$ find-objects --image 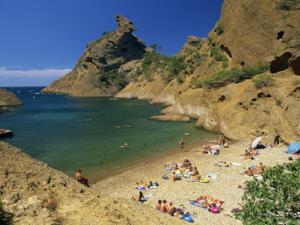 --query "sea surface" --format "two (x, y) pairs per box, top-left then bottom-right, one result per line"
(0, 87), (216, 181)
